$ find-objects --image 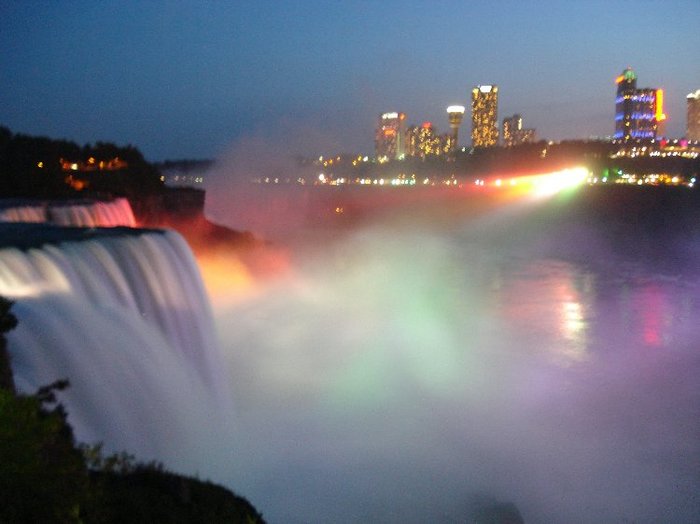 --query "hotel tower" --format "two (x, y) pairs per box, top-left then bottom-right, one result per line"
(471, 85), (499, 148)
